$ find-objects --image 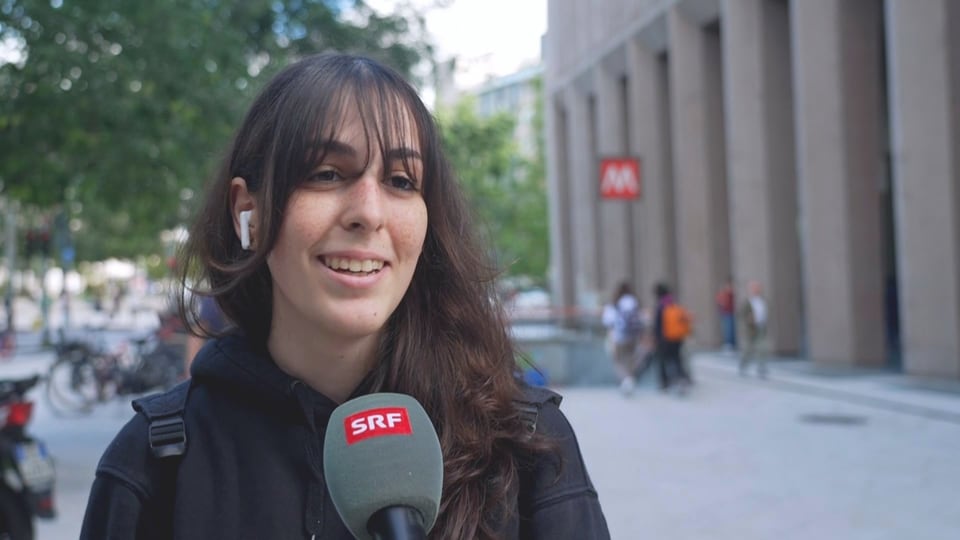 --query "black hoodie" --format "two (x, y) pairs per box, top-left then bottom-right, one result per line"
(80, 333), (610, 539)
